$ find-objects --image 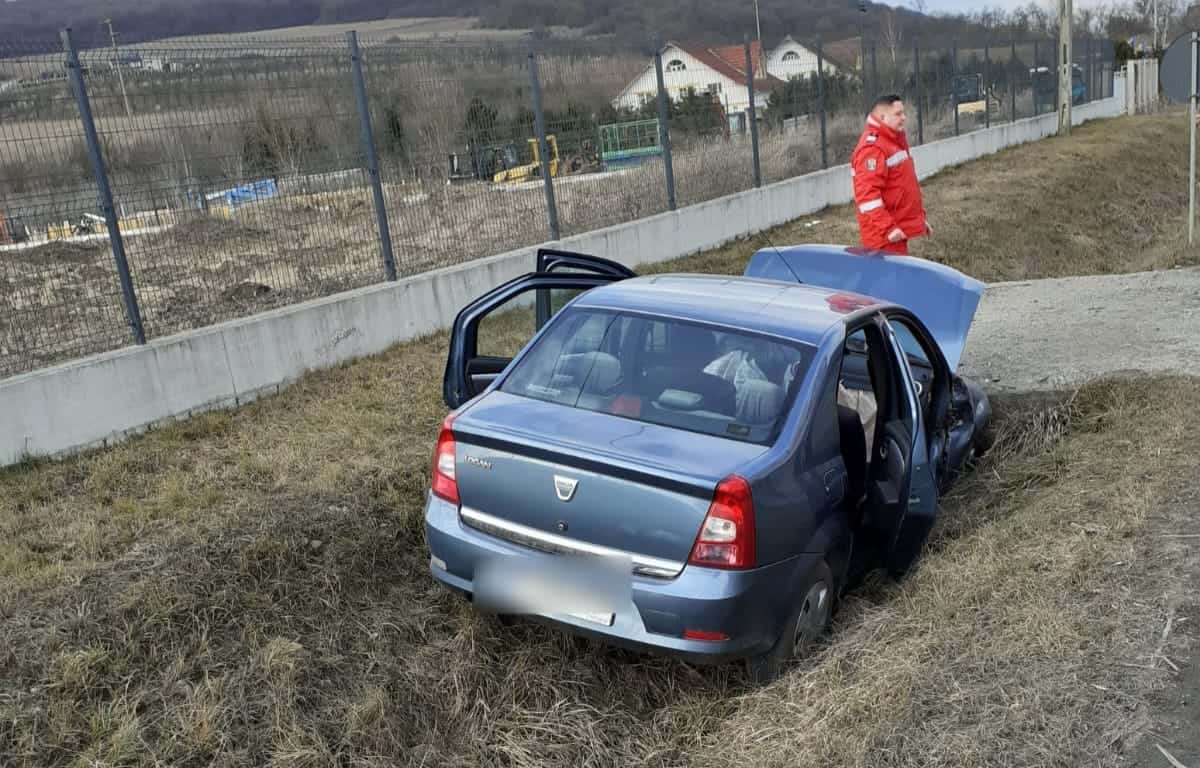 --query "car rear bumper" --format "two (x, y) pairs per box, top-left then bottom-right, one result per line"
(424, 494), (818, 664)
